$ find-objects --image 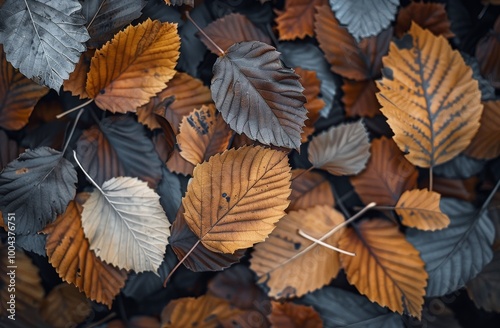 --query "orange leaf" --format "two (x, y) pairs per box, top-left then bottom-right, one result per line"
(288, 169), (334, 212)
(42, 195), (127, 308)
(395, 189), (450, 231)
(268, 302), (323, 328)
(342, 79), (381, 118)
(339, 219), (427, 319)
(86, 19), (180, 113)
(177, 105), (232, 166)
(395, 2), (454, 38)
(250, 205), (345, 298)
(275, 0), (326, 40)
(40, 284), (92, 328)
(465, 100), (500, 160)
(136, 91), (175, 130)
(0, 44), (49, 130)
(63, 49), (95, 99)
(350, 137), (418, 206)
(377, 23), (482, 168)
(295, 67), (325, 142)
